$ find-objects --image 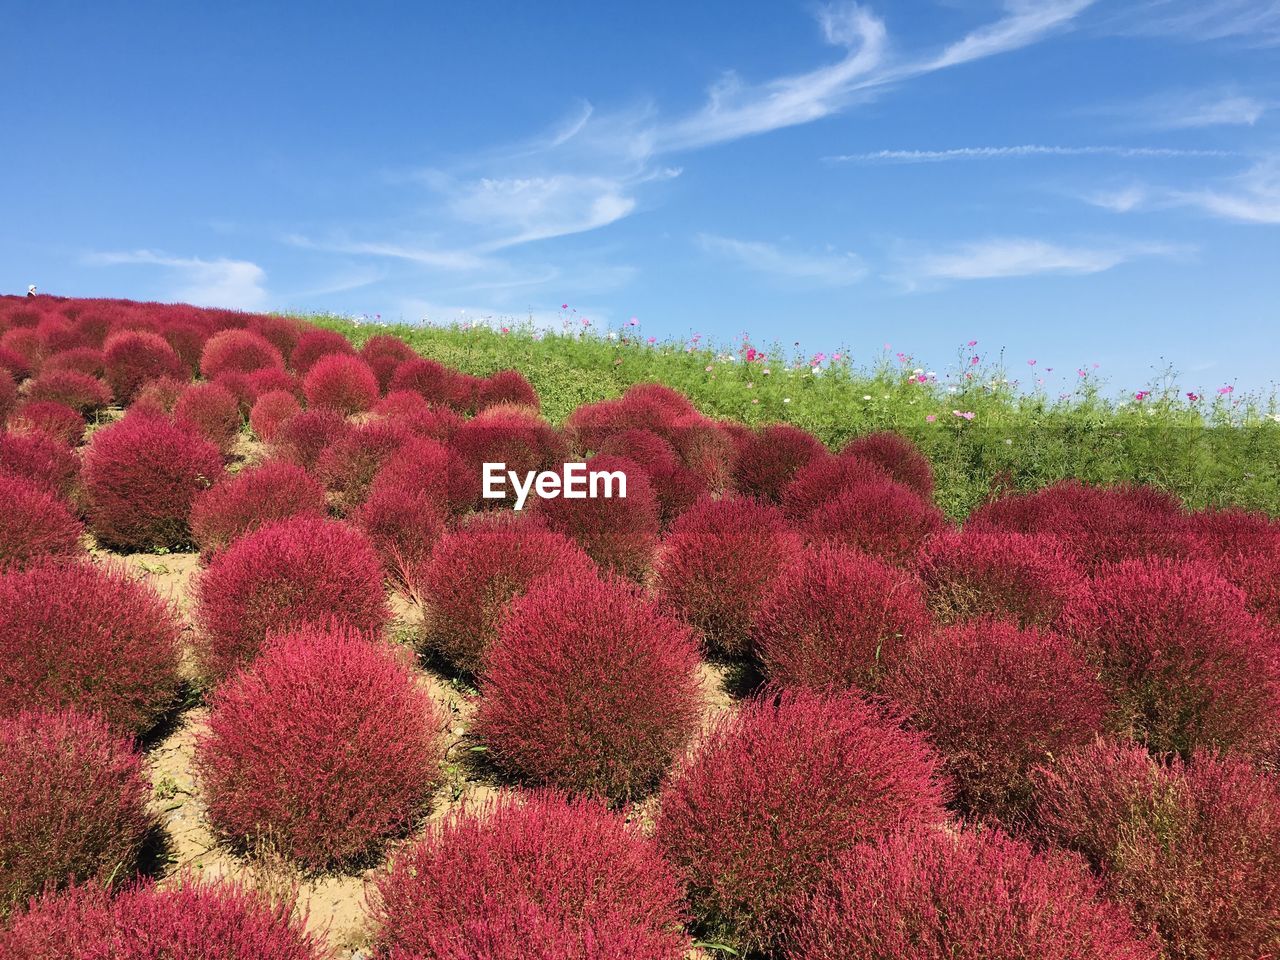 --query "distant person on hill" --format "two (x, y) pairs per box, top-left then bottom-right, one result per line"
(26, 284), (36, 297)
